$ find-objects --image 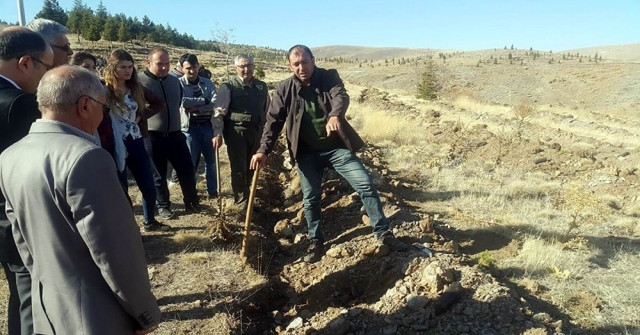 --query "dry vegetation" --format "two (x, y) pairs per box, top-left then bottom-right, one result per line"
(1, 36), (640, 334)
